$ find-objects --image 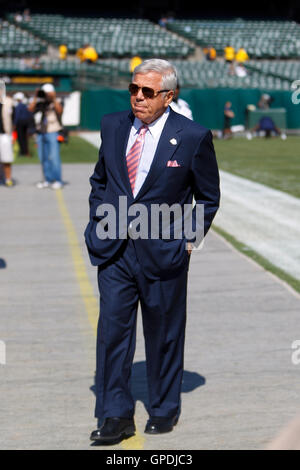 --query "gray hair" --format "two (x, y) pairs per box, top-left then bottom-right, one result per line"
(132, 58), (178, 92)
